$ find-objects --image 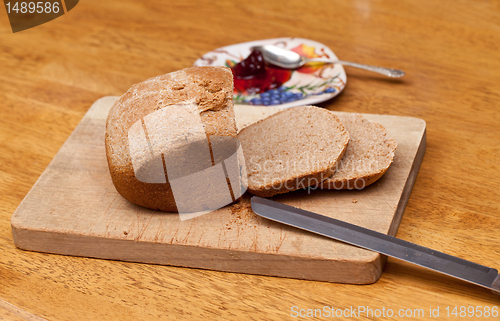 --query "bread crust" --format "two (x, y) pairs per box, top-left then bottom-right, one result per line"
(320, 113), (397, 190)
(105, 66), (237, 212)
